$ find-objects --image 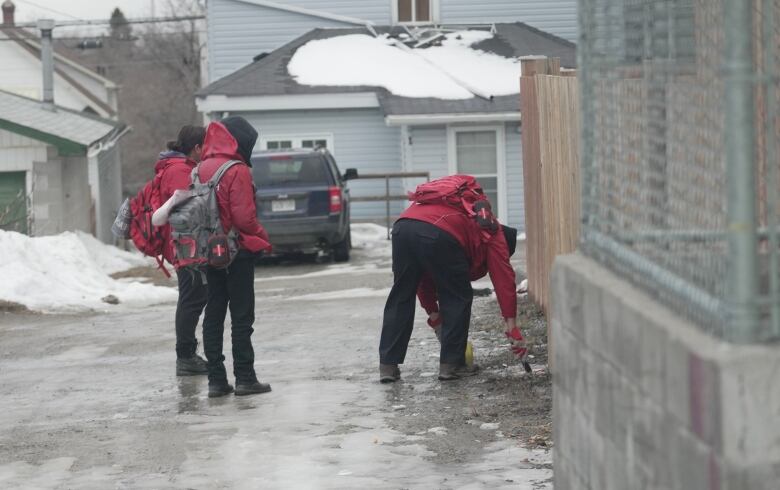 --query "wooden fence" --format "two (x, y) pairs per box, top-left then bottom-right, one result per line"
(520, 58), (580, 313)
